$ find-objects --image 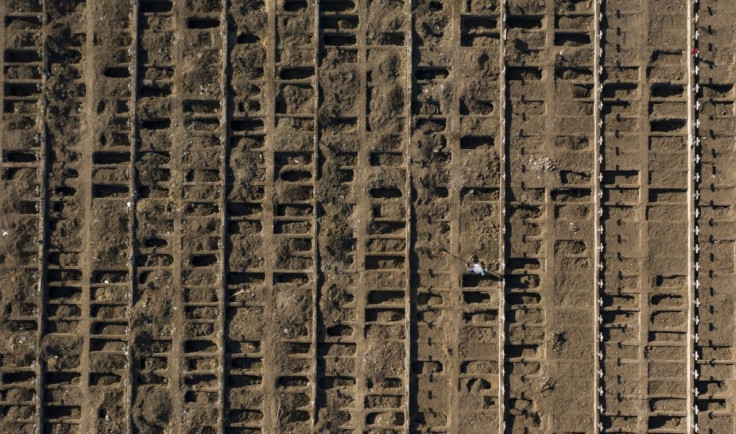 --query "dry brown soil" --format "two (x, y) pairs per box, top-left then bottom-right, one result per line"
(0, 0), (734, 433)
